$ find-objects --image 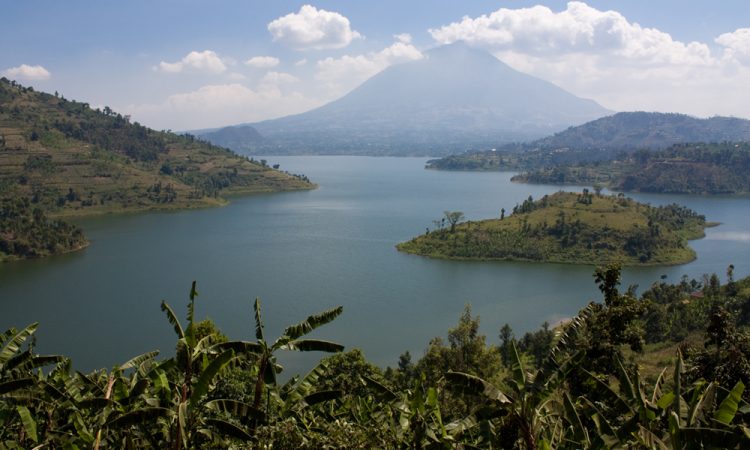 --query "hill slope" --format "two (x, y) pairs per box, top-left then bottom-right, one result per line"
(512, 142), (750, 195)
(397, 191), (707, 266)
(0, 78), (314, 259)
(208, 42), (610, 156)
(427, 112), (750, 170)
